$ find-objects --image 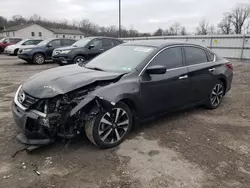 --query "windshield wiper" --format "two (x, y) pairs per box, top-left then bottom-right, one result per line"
(72, 45), (78, 47)
(85, 66), (104, 71)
